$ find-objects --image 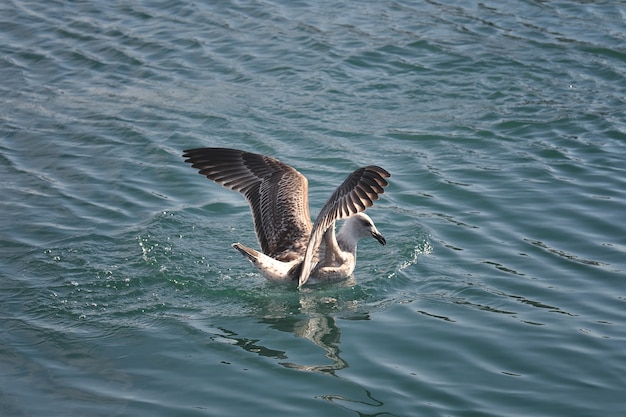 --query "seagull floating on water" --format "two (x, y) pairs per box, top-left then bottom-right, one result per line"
(182, 148), (390, 288)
